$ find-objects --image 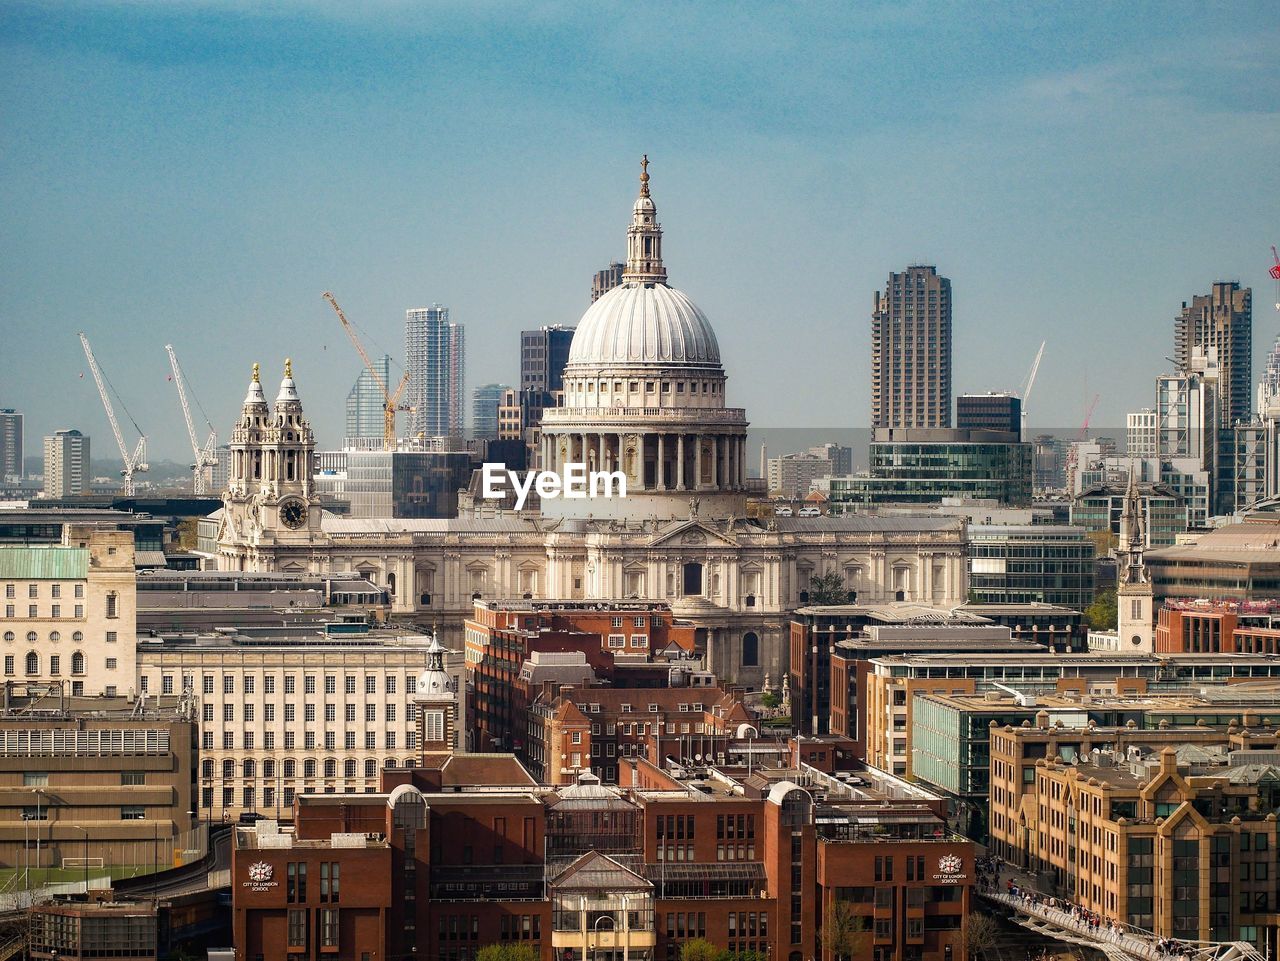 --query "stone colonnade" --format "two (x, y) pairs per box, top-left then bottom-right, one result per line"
(540, 431), (748, 491)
